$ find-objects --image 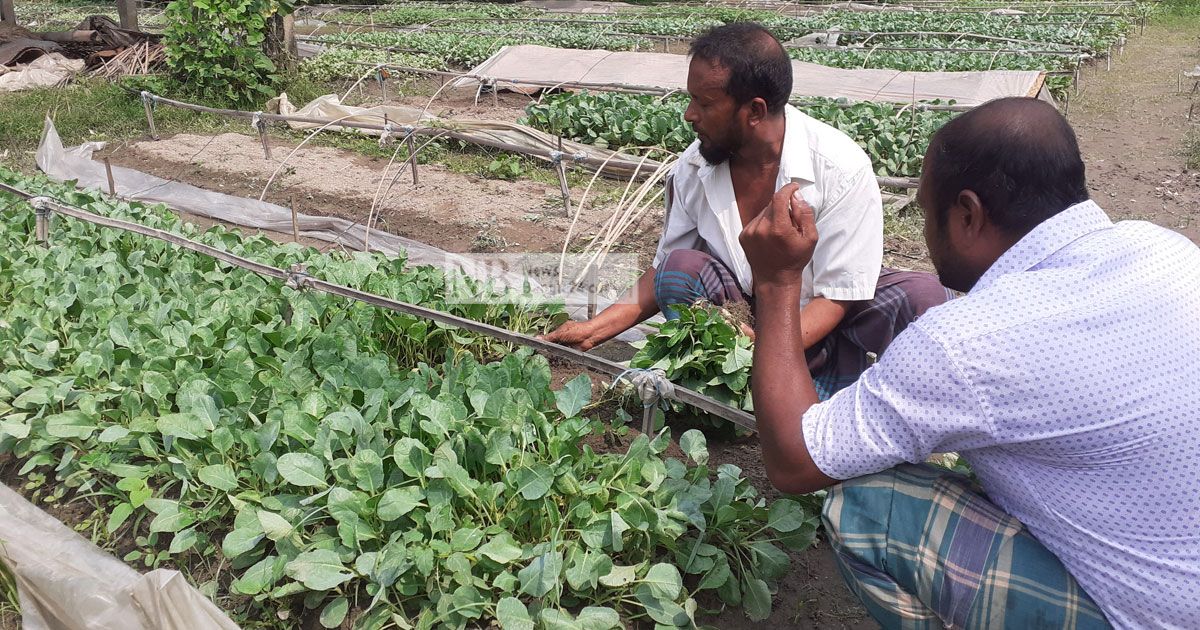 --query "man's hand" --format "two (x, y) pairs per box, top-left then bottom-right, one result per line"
(741, 182), (835, 495)
(738, 182), (819, 288)
(541, 320), (605, 351)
